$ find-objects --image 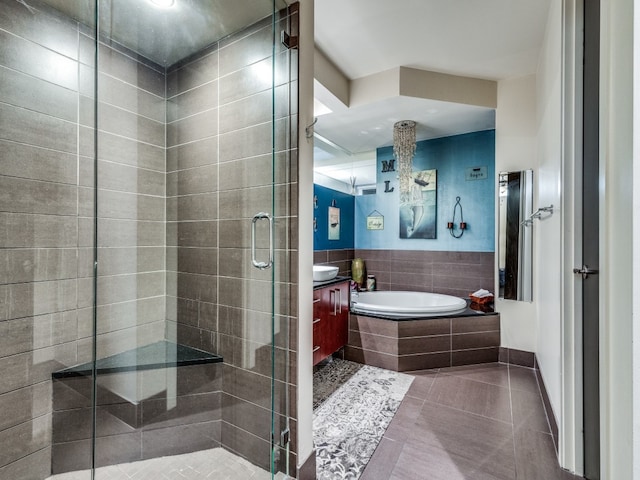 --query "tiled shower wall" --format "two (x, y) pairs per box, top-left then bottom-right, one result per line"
(165, 7), (299, 471)
(0, 1), (165, 477)
(0, 0), (299, 477)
